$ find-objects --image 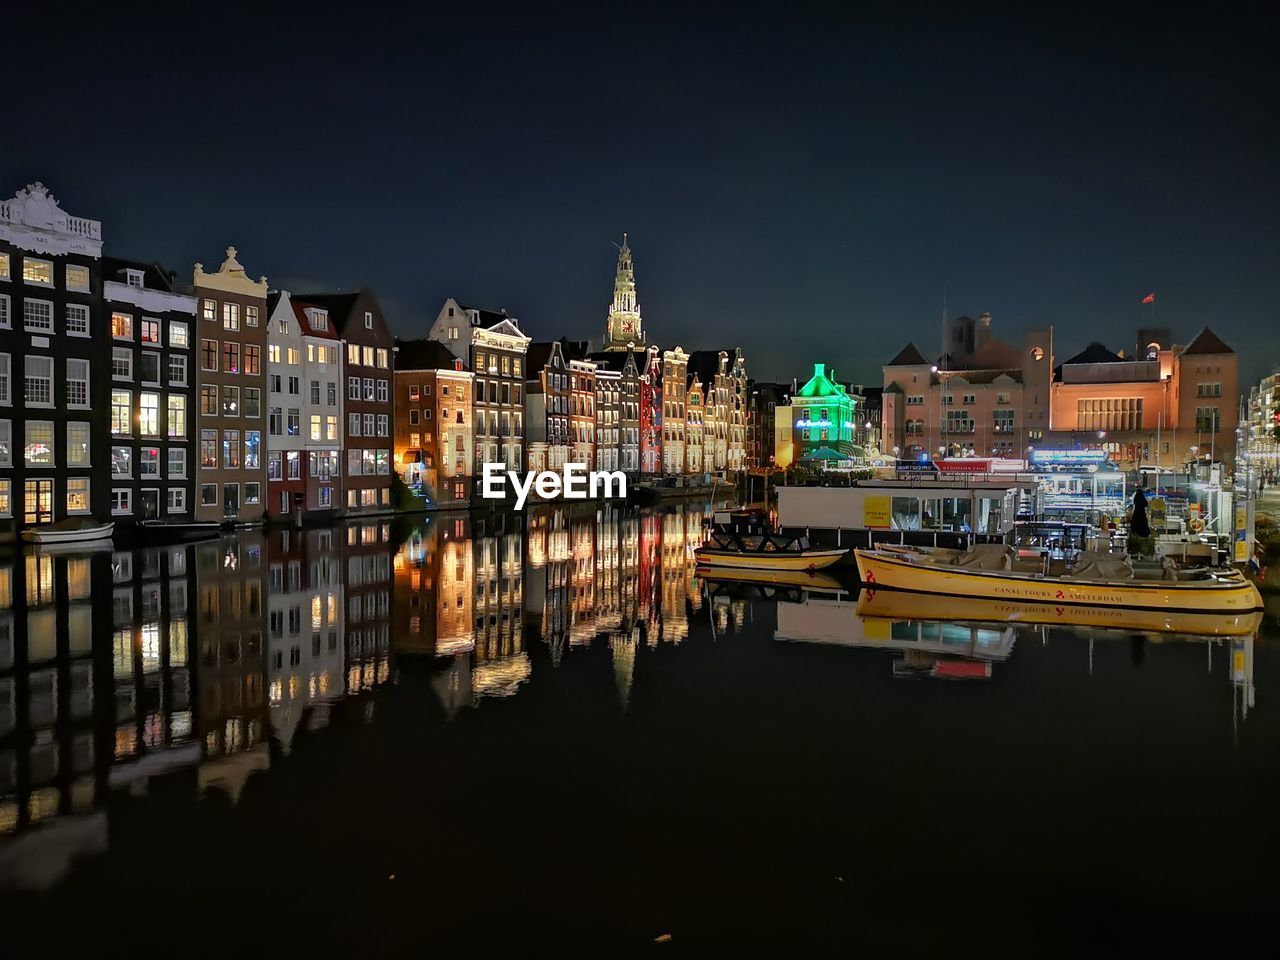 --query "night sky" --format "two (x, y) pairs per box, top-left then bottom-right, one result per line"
(5, 7), (1277, 386)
